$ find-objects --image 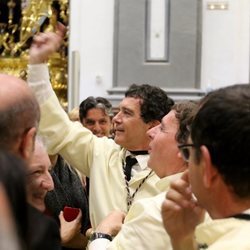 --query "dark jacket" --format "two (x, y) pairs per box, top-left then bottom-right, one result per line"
(27, 205), (61, 250)
(45, 156), (90, 234)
